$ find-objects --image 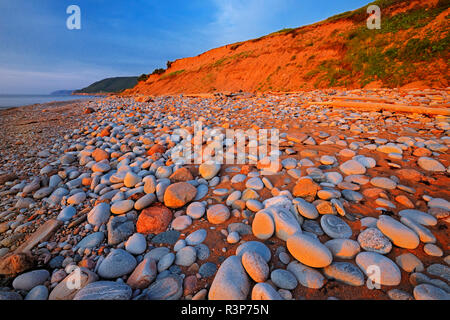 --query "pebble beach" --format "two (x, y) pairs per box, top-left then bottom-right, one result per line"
(0, 89), (449, 301)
